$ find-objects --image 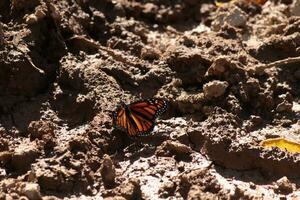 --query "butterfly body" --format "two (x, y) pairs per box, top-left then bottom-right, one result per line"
(112, 98), (168, 137)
